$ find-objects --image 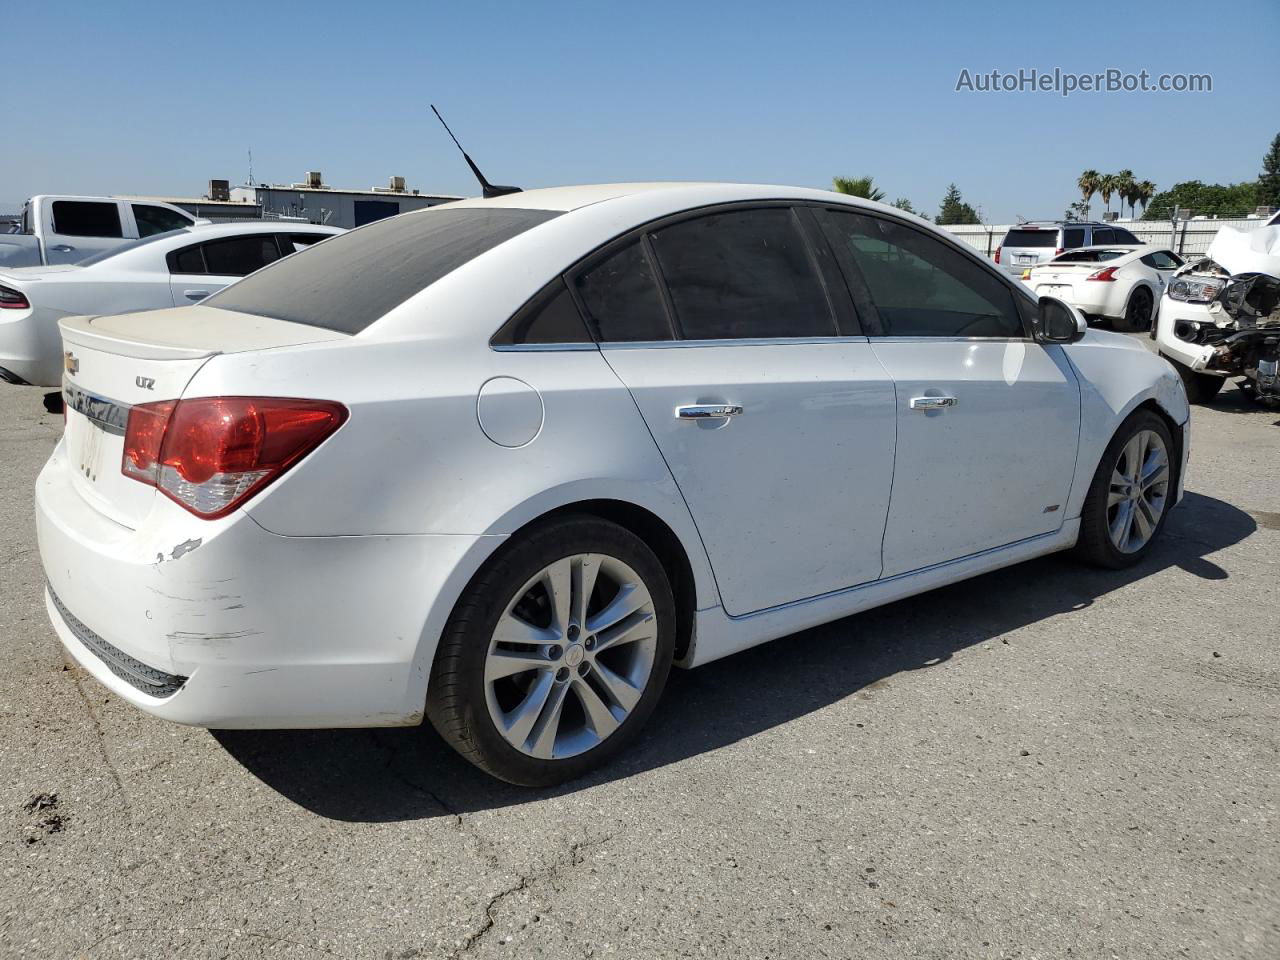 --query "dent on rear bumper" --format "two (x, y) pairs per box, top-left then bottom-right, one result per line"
(36, 441), (493, 728)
